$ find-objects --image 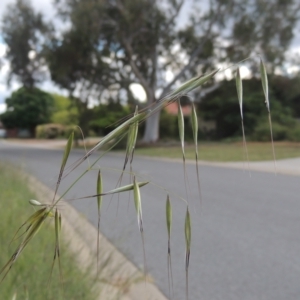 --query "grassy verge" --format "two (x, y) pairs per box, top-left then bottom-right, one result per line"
(0, 163), (96, 300)
(133, 142), (300, 162)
